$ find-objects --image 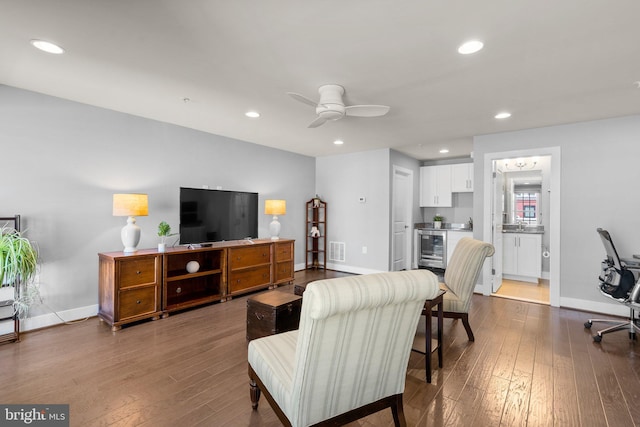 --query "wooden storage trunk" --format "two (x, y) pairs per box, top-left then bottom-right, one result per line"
(246, 291), (302, 341)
